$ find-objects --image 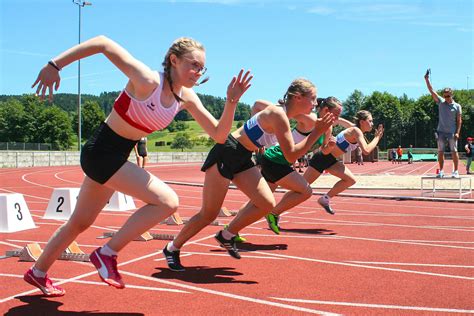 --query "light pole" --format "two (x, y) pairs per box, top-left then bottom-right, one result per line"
(72, 0), (92, 151)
